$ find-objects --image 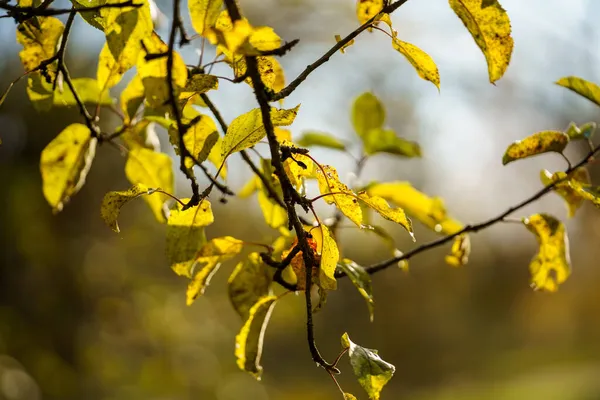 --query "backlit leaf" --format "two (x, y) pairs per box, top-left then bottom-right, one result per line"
(183, 74), (219, 95)
(125, 147), (174, 222)
(357, 191), (414, 239)
(391, 34), (440, 89)
(556, 76), (600, 108)
(228, 253), (273, 320)
(449, 0), (513, 83)
(319, 225), (339, 291)
(186, 236), (244, 305)
(337, 259), (374, 321)
(316, 164), (363, 227)
(341, 332), (395, 400)
(502, 131), (569, 165)
(297, 131), (346, 151)
(235, 295), (277, 379)
(352, 92), (385, 139)
(169, 107), (219, 170)
(362, 128), (421, 157)
(16, 16), (64, 79)
(445, 234), (471, 267)
(122, 120), (161, 151)
(540, 168), (590, 218)
(569, 181), (600, 209)
(40, 123), (97, 212)
(120, 74), (145, 123)
(188, 0), (223, 35)
(248, 26), (281, 52)
(100, 183), (156, 232)
(344, 394), (358, 400)
(71, 0), (105, 30)
(564, 121), (596, 141)
(522, 214), (571, 292)
(53, 78), (113, 107)
(222, 105), (300, 158)
(367, 182), (463, 235)
(167, 199), (214, 277)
